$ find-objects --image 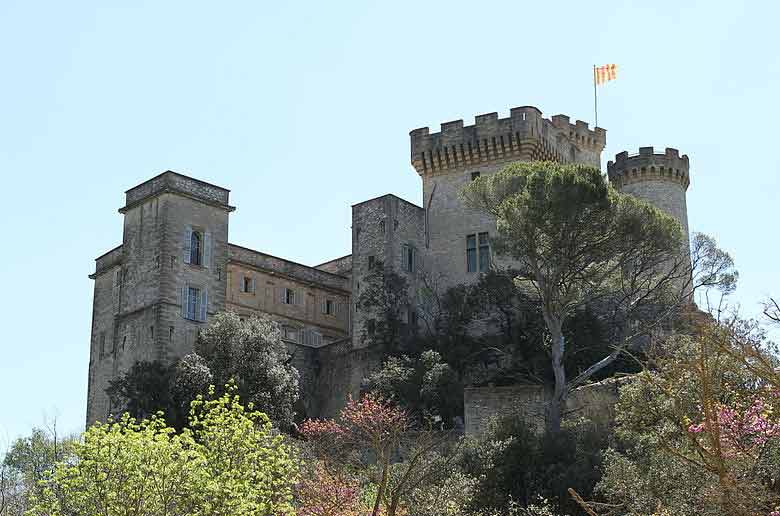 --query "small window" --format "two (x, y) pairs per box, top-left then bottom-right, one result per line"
(471, 171), (481, 181)
(242, 275), (255, 294)
(285, 288), (296, 305)
(478, 232), (490, 272)
(379, 220), (386, 234)
(403, 245), (416, 273)
(187, 287), (200, 319)
(168, 326), (174, 342)
(149, 326), (154, 339)
(324, 299), (335, 315)
(99, 332), (106, 358)
(367, 319), (376, 336)
(190, 231), (202, 266)
(466, 234), (477, 272)
(368, 255), (376, 270)
(121, 335), (127, 351)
